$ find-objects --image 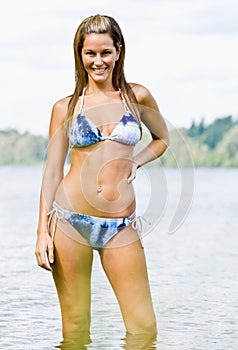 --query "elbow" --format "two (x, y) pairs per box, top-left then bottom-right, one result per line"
(151, 137), (169, 159)
(156, 132), (170, 158)
(164, 132), (170, 149)
(158, 131), (170, 154)
(152, 128), (170, 151)
(161, 121), (170, 149)
(163, 125), (170, 147)
(161, 128), (170, 152)
(160, 138), (169, 157)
